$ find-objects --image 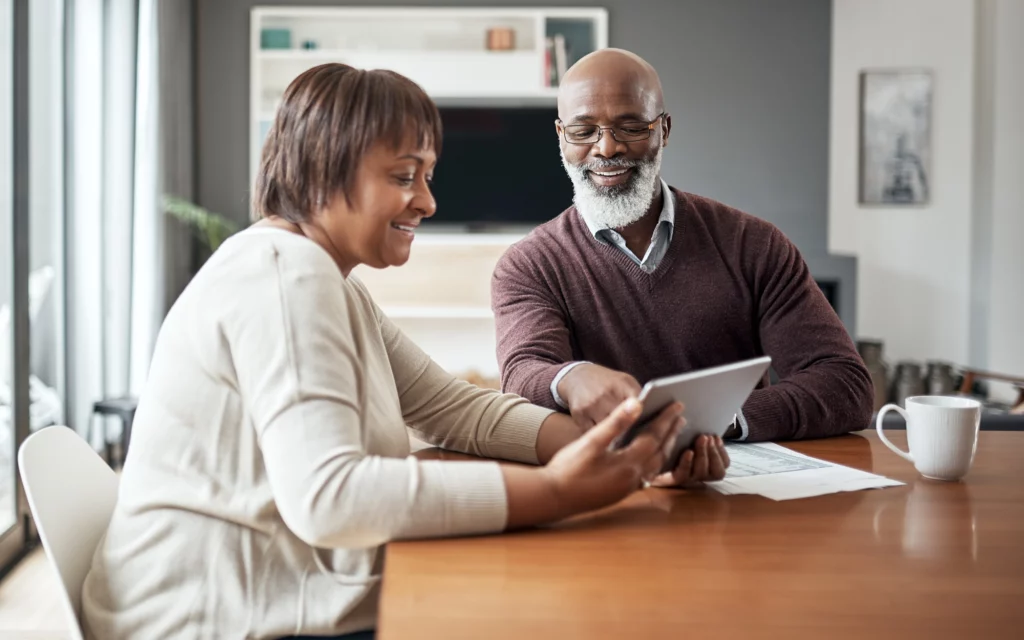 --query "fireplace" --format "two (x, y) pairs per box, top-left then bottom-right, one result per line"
(815, 279), (839, 314)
